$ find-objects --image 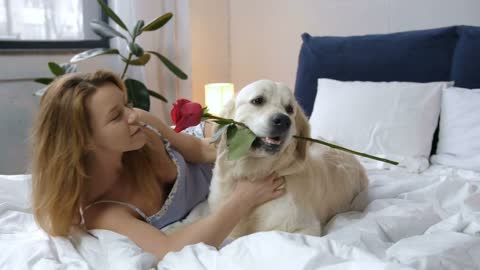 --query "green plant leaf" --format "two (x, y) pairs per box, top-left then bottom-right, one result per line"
(226, 126), (256, 160)
(133, 20), (145, 37)
(226, 125), (237, 140)
(122, 53), (151, 66)
(70, 48), (119, 63)
(146, 89), (168, 102)
(90, 19), (127, 40)
(148, 51), (188, 79)
(97, 0), (128, 31)
(128, 42), (144, 57)
(48, 62), (65, 76)
(141, 13), (172, 32)
(59, 63), (78, 74)
(124, 78), (150, 111)
(34, 78), (54, 85)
